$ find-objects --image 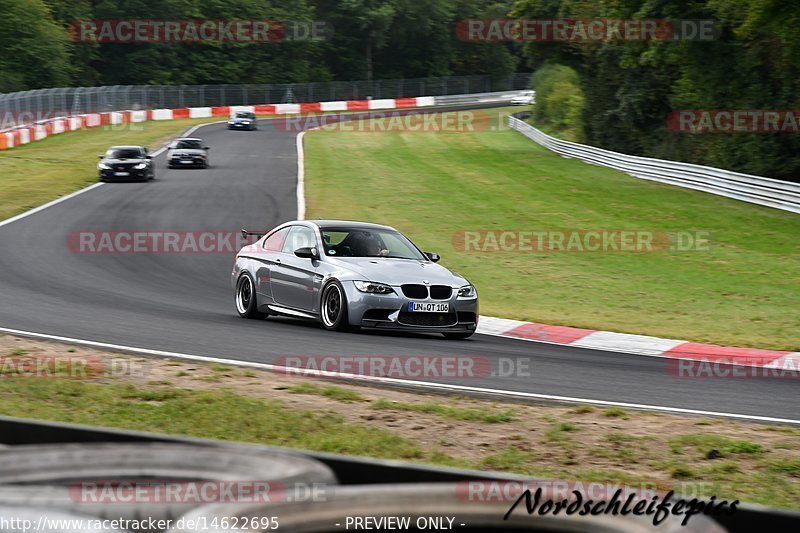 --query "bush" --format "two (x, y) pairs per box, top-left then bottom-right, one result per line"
(530, 64), (586, 142)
